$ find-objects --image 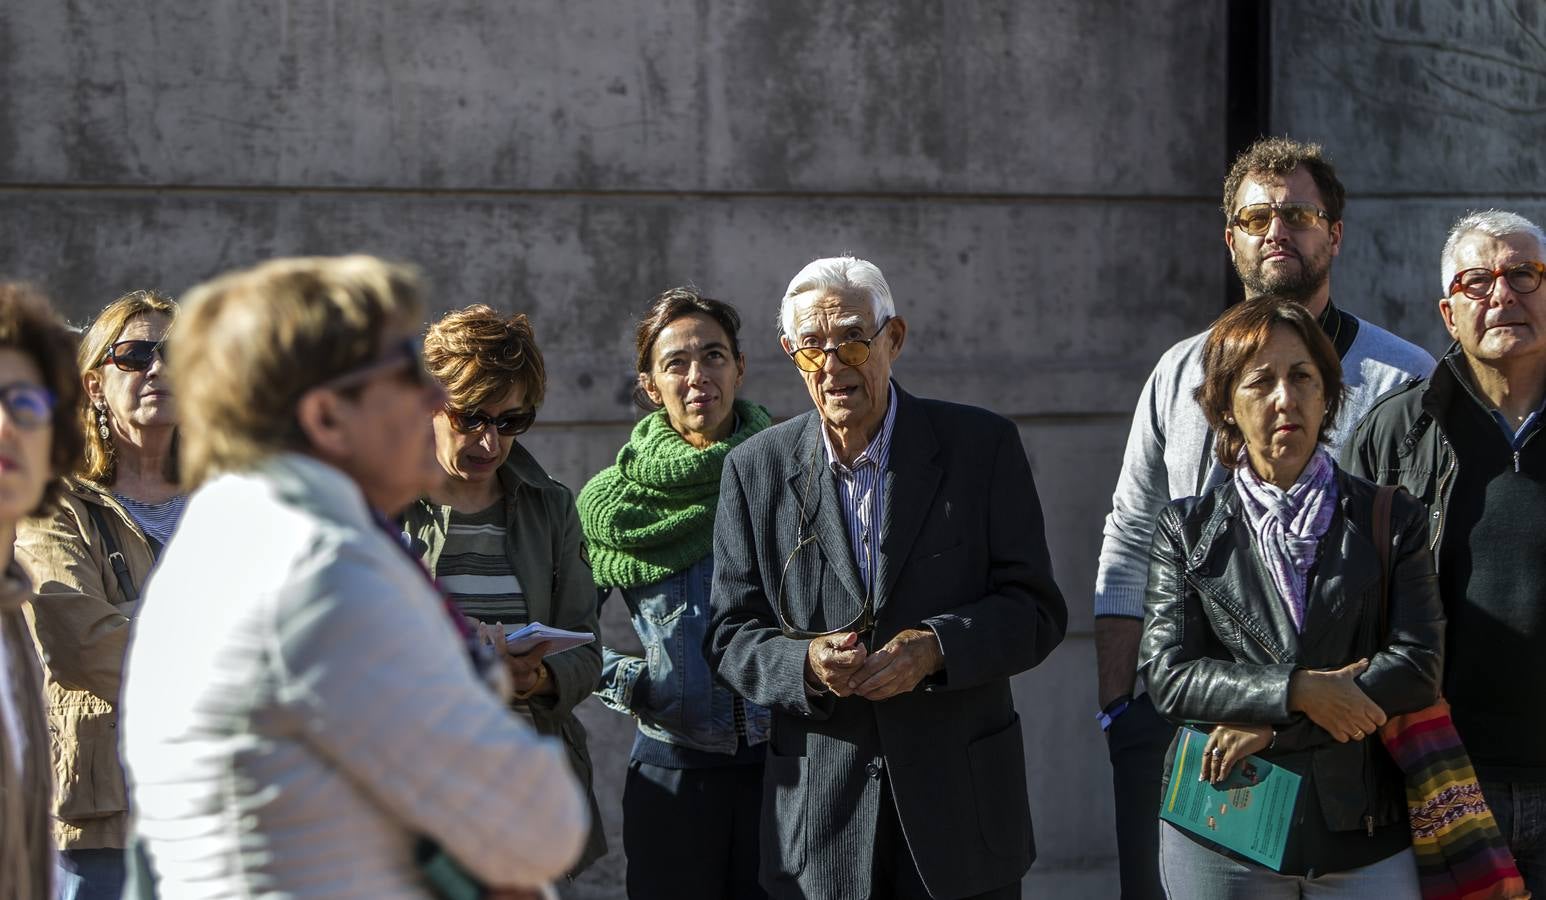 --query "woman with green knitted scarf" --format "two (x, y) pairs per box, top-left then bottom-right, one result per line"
(578, 288), (772, 900)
